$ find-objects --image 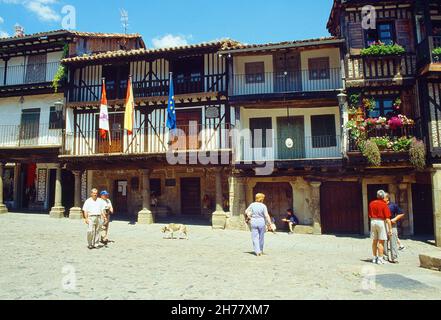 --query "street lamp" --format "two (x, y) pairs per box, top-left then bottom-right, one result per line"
(337, 91), (347, 106)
